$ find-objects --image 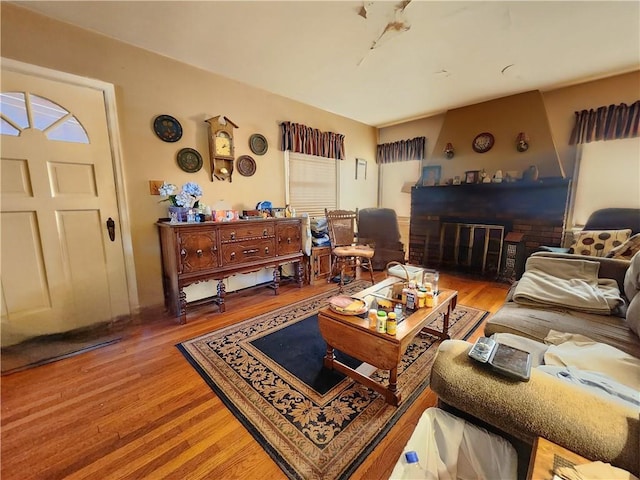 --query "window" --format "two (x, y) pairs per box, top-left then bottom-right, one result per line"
(0, 92), (89, 143)
(285, 151), (337, 218)
(572, 137), (640, 226)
